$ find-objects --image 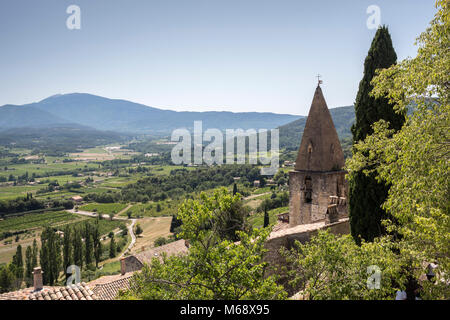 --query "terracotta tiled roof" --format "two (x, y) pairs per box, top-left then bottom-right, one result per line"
(0, 287), (35, 300)
(89, 273), (134, 300)
(29, 283), (98, 300)
(0, 283), (98, 300)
